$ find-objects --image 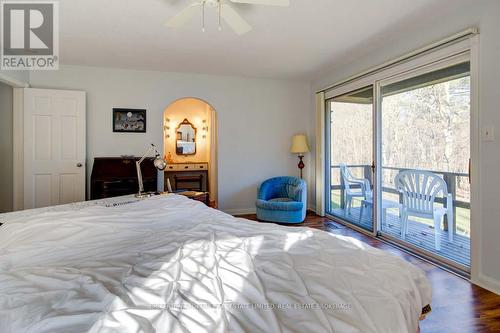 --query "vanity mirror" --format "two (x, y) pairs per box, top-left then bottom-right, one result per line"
(176, 119), (197, 155)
